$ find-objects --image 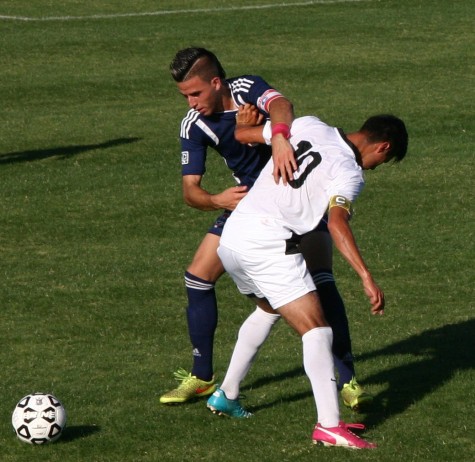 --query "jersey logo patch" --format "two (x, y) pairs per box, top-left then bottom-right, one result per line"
(181, 151), (189, 165)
